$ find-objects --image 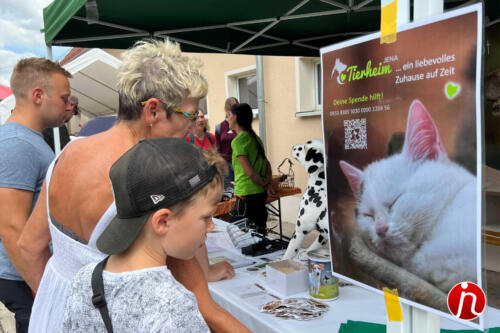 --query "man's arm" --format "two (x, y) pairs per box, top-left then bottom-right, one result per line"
(0, 188), (37, 283)
(17, 182), (52, 291)
(167, 256), (250, 333)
